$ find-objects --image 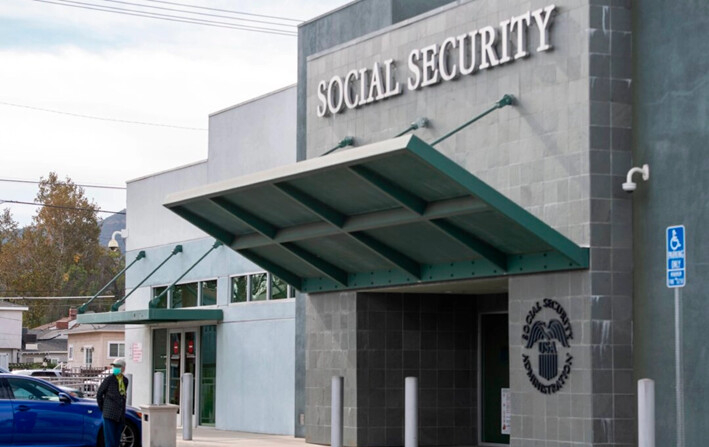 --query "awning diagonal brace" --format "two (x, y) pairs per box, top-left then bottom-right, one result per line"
(78, 250), (145, 314)
(111, 245), (183, 311)
(149, 240), (222, 308)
